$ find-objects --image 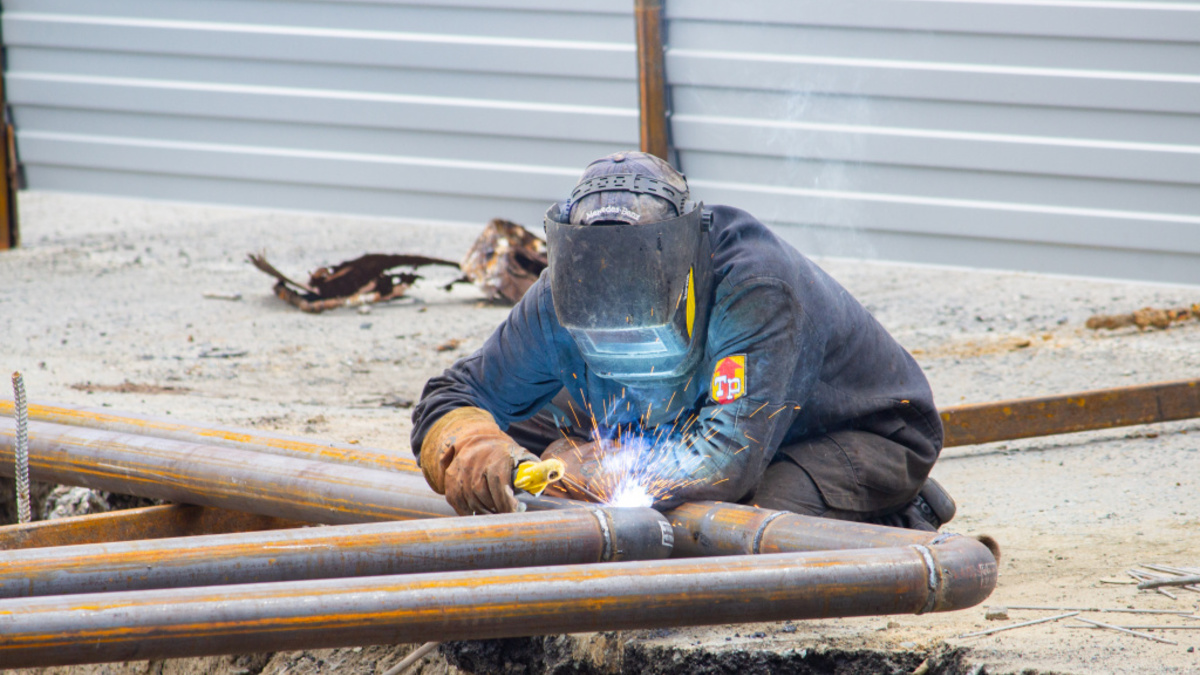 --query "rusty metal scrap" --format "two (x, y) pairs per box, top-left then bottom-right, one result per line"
(1086, 303), (1199, 331)
(460, 218), (547, 304)
(941, 378), (1200, 447)
(248, 252), (461, 313)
